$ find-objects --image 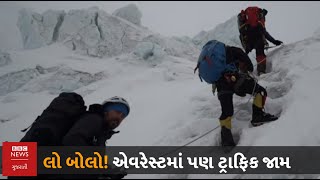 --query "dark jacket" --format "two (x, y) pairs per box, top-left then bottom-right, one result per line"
(244, 25), (277, 44)
(11, 93), (122, 179)
(264, 30), (277, 44)
(60, 104), (124, 179)
(225, 46), (253, 73)
(17, 104), (119, 179)
(238, 8), (278, 46)
(213, 46), (253, 97)
(62, 104), (119, 146)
